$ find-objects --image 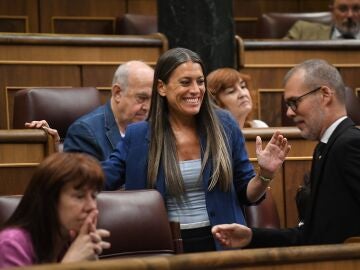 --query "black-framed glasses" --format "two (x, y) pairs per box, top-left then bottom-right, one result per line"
(285, 86), (322, 112)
